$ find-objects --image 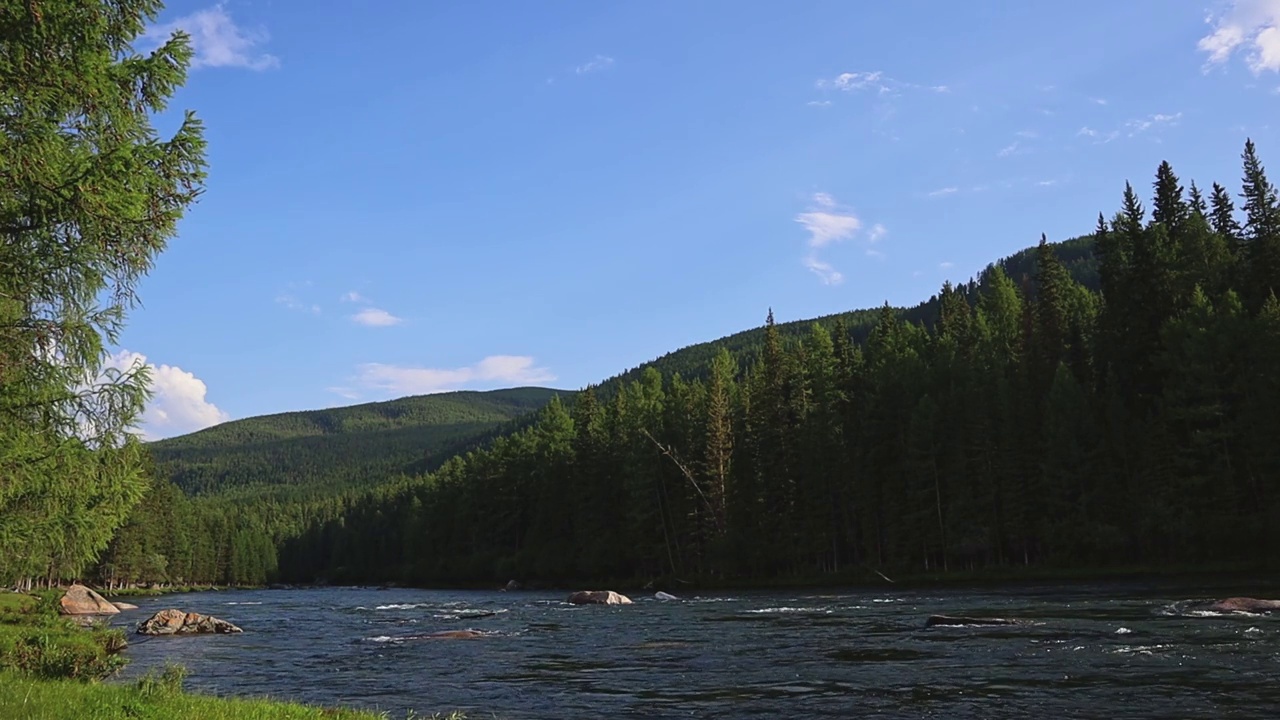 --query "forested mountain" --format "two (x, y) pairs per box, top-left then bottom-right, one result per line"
(604, 235), (1099, 387)
(271, 144), (1280, 587)
(98, 142), (1280, 591)
(149, 387), (567, 498)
